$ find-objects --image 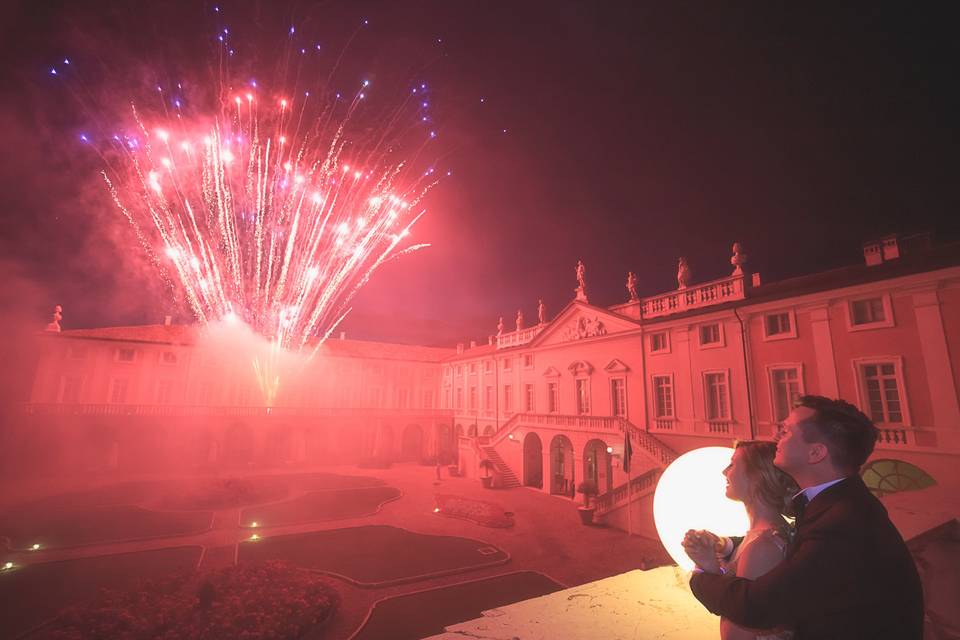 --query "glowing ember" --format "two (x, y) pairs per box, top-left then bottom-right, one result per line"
(3, 562), (13, 570)
(31, 544), (40, 551)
